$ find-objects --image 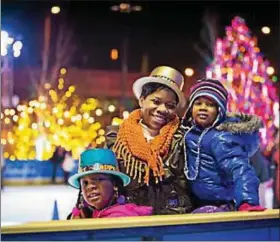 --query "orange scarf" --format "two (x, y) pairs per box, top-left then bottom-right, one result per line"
(112, 109), (179, 185)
